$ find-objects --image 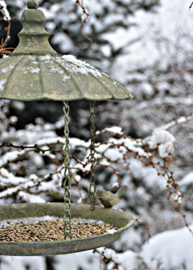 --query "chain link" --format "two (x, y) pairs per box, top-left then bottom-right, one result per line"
(63, 101), (72, 239)
(89, 101), (96, 210)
